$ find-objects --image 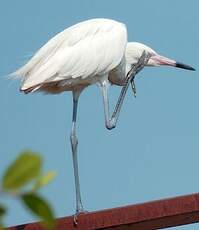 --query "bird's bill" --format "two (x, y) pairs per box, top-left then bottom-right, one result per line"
(150, 54), (195, 71)
(175, 62), (195, 71)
